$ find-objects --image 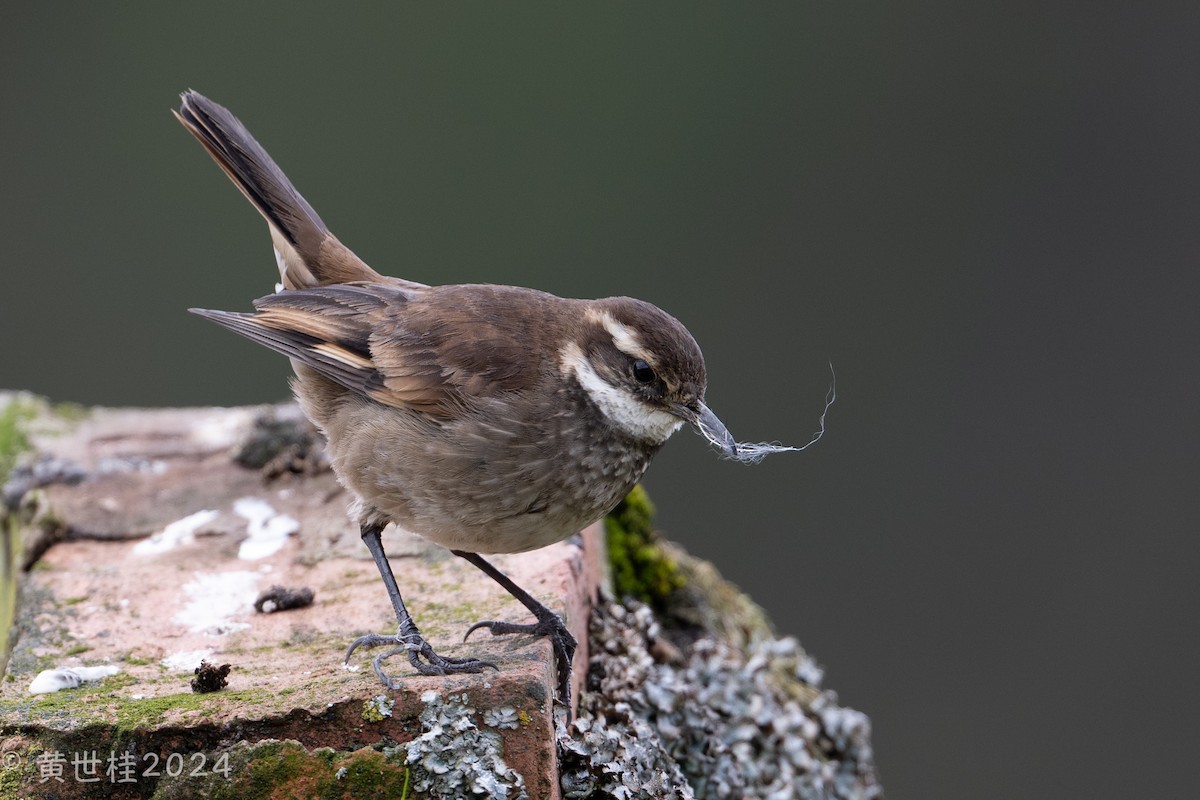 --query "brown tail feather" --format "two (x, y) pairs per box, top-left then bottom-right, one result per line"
(175, 90), (382, 289)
